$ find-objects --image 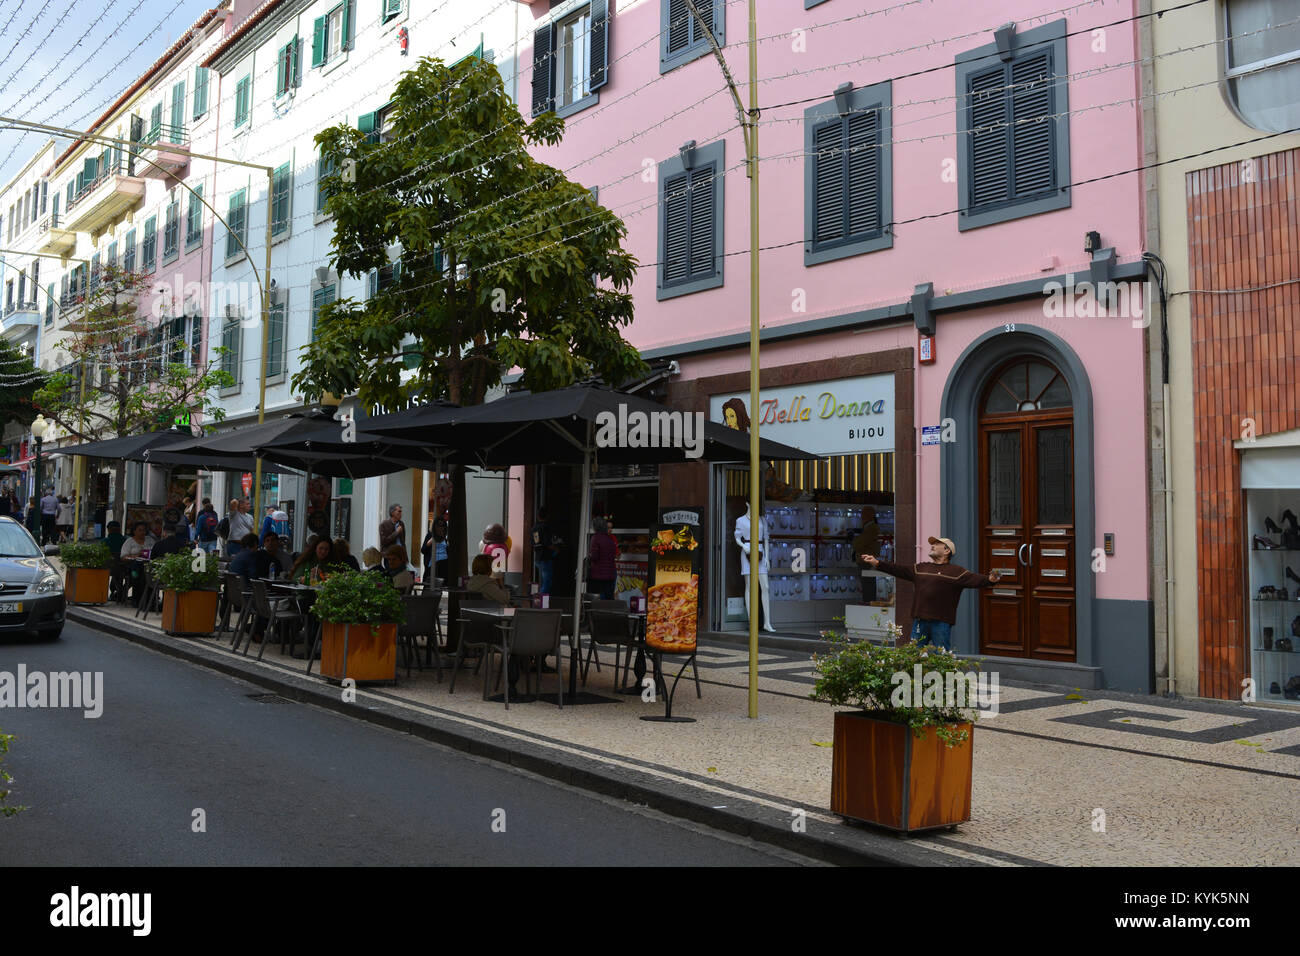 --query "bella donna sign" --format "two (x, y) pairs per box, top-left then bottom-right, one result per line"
(709, 374), (894, 456)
